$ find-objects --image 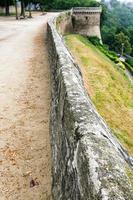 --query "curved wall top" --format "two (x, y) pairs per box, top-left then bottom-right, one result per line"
(72, 6), (102, 13)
